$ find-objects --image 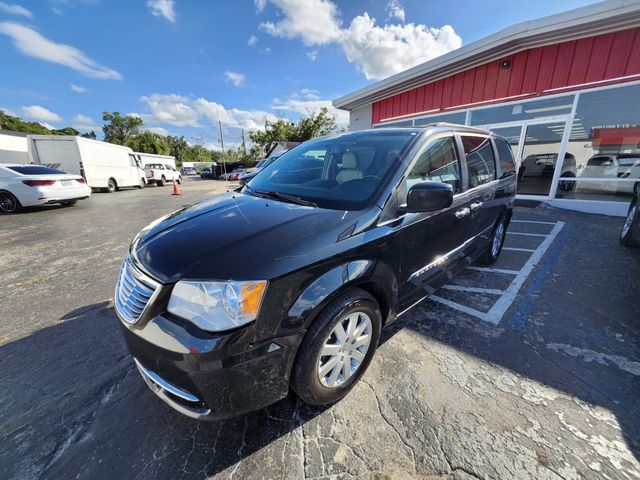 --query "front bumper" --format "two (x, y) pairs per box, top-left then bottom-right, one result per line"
(118, 313), (304, 421)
